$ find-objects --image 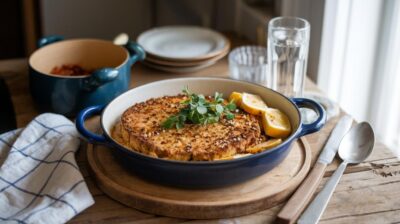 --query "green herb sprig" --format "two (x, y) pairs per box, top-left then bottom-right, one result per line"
(161, 87), (237, 129)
